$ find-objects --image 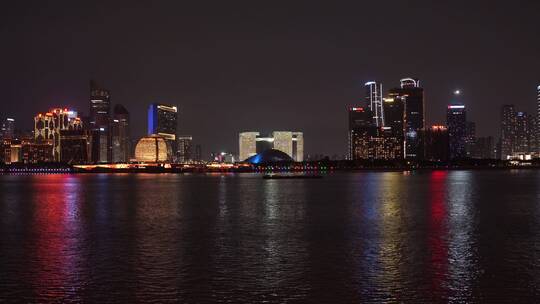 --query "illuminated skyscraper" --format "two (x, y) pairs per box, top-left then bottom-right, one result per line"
(1, 118), (15, 139)
(383, 94), (405, 157)
(365, 81), (384, 127)
(446, 104), (467, 159)
(500, 105), (516, 159)
(90, 80), (110, 130)
(465, 121), (476, 157)
(111, 104), (130, 162)
(273, 131), (294, 158)
(89, 80), (111, 163)
(389, 78), (424, 160)
(292, 132), (304, 162)
(148, 103), (178, 160)
(177, 135), (193, 163)
(239, 132), (260, 161)
(148, 103), (178, 140)
(515, 111), (532, 155)
(34, 108), (83, 161)
(425, 125), (449, 162)
(348, 106), (374, 160)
